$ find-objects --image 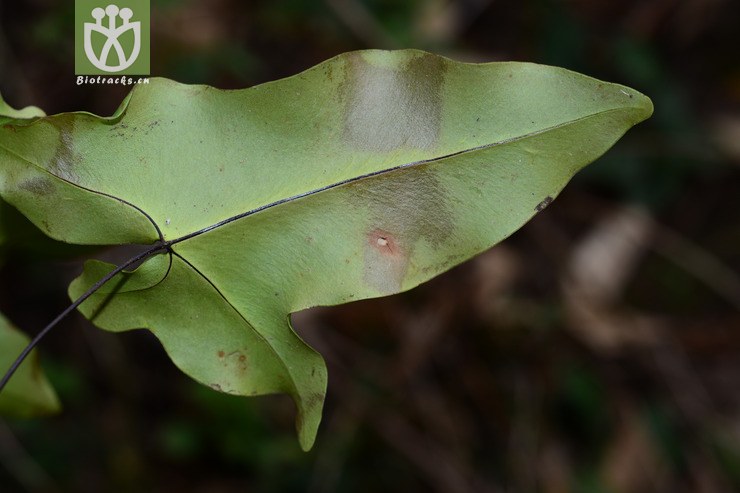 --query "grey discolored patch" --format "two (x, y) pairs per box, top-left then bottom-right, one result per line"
(535, 196), (553, 212)
(18, 176), (54, 196)
(350, 167), (455, 293)
(48, 117), (81, 183)
(342, 52), (446, 152)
